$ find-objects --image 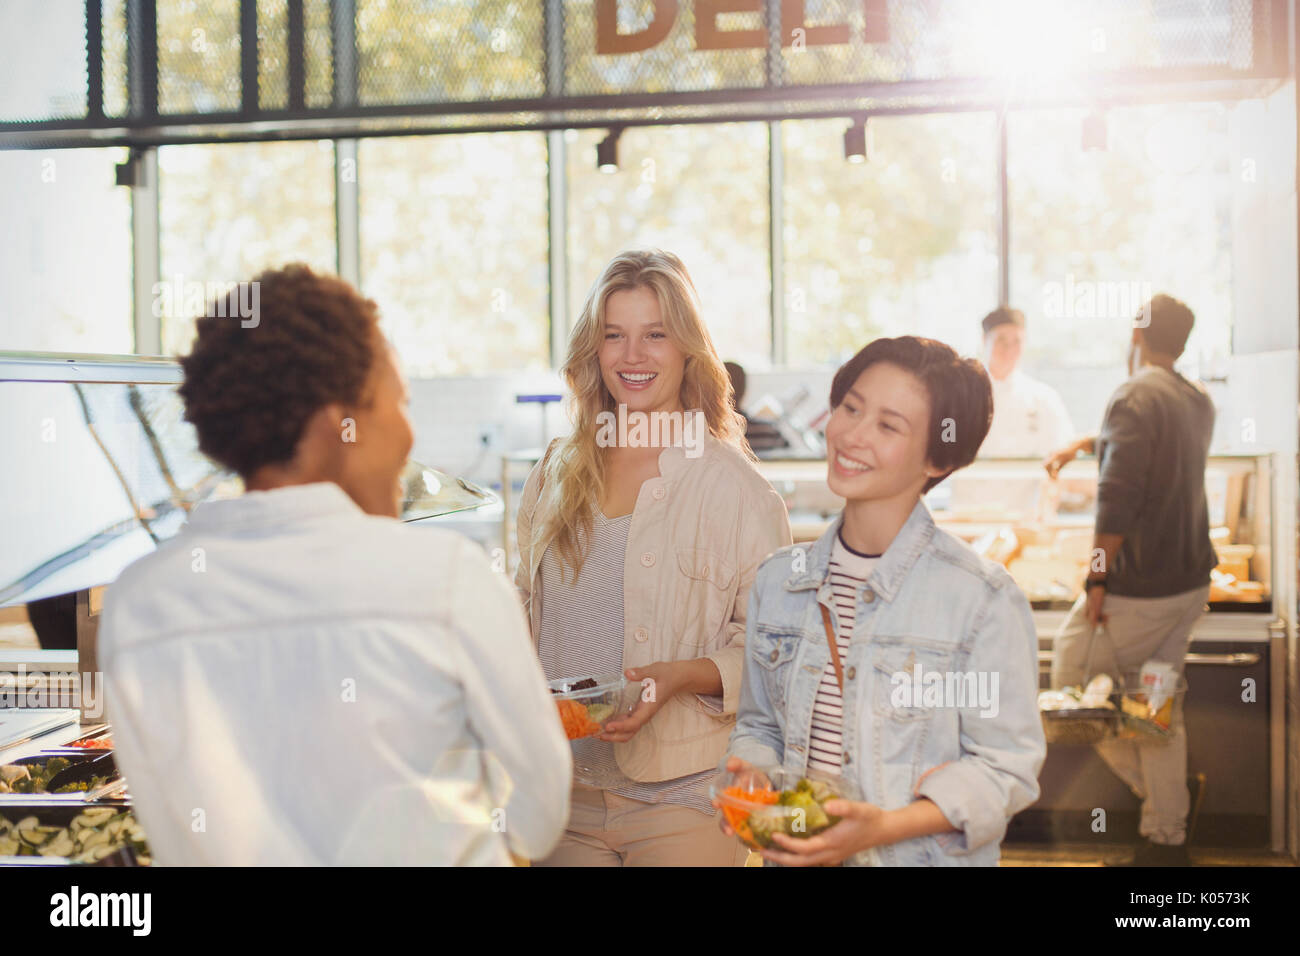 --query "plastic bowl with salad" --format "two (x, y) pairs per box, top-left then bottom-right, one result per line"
(711, 766), (860, 850)
(547, 674), (626, 741)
